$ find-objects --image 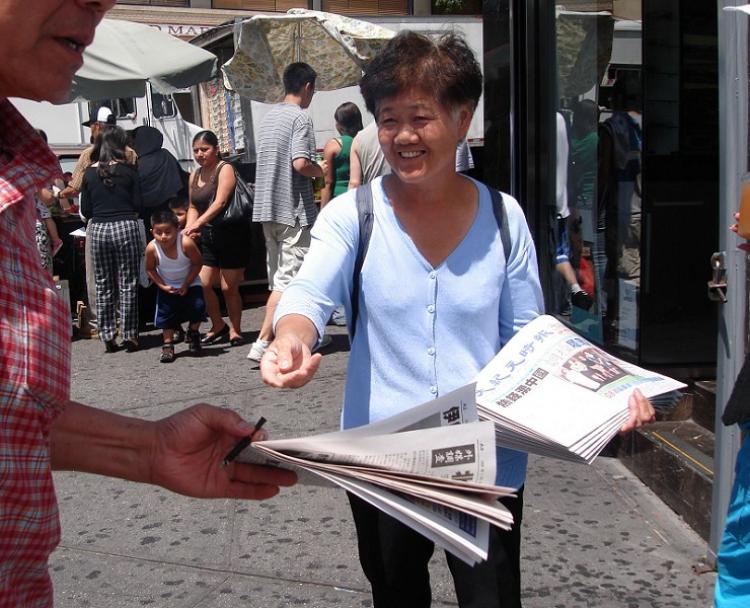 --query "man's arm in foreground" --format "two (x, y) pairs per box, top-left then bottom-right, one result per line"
(50, 400), (297, 500)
